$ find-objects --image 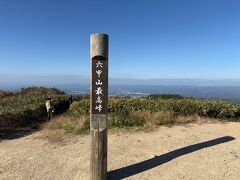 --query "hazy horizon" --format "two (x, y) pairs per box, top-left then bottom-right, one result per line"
(2, 74), (240, 90)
